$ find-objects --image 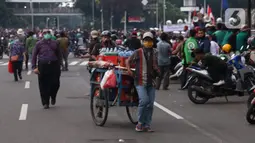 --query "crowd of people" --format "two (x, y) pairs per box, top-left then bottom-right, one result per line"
(3, 20), (255, 131)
